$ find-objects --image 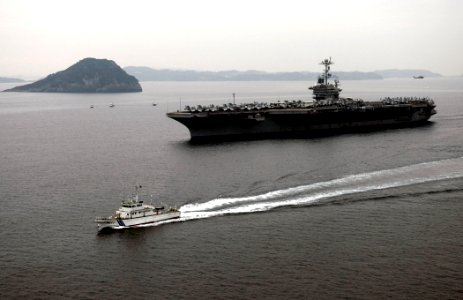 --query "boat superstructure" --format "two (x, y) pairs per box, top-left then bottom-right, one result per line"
(95, 186), (180, 232)
(166, 58), (436, 141)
